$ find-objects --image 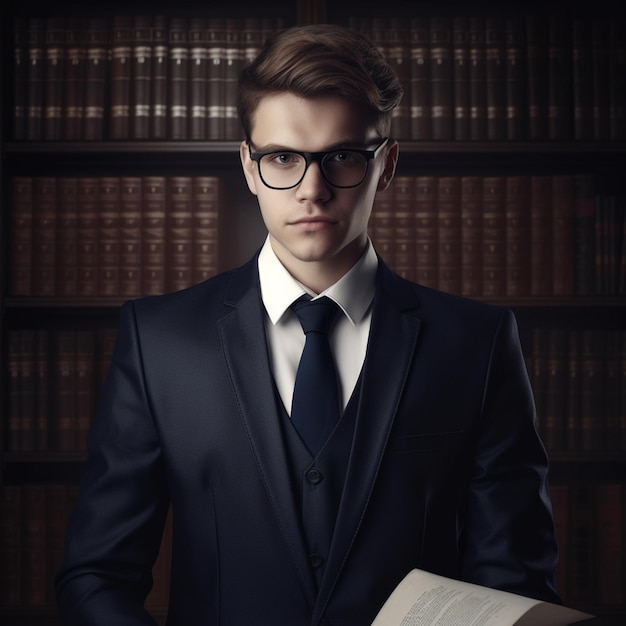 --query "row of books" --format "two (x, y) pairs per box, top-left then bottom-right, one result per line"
(0, 483), (171, 611)
(5, 325), (626, 455)
(349, 15), (626, 141)
(12, 14), (626, 143)
(526, 328), (626, 453)
(6, 329), (117, 453)
(551, 482), (626, 608)
(13, 15), (284, 141)
(371, 174), (626, 297)
(9, 175), (224, 298)
(0, 481), (622, 611)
